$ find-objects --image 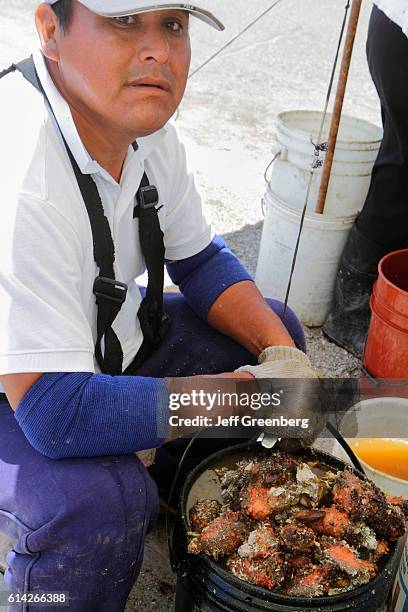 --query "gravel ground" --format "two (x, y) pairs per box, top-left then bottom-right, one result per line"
(0, 1), (378, 610)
